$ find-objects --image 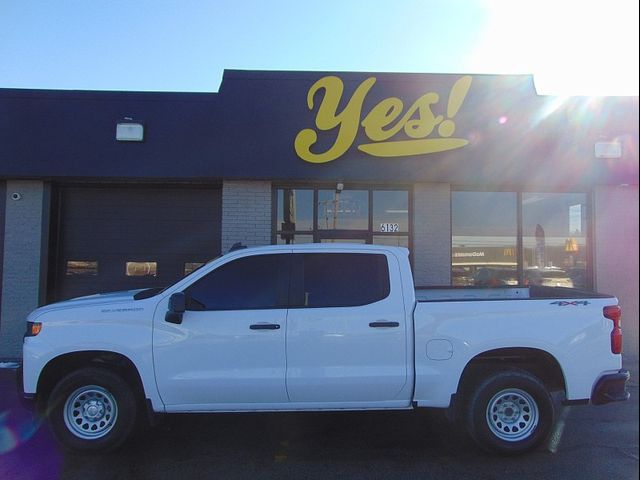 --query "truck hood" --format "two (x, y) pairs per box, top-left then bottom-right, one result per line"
(28, 289), (147, 320)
